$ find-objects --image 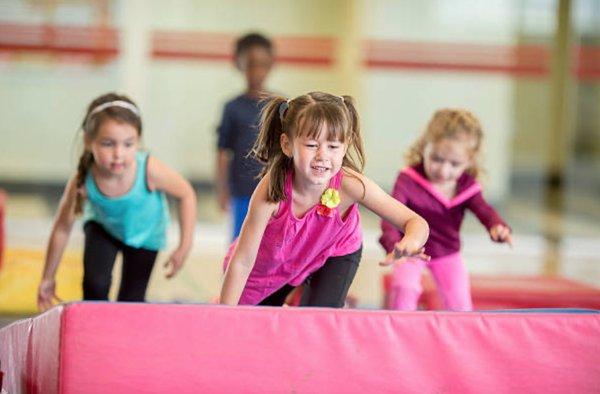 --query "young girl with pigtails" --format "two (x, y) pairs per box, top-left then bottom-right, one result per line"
(379, 108), (513, 311)
(220, 92), (429, 307)
(37, 93), (197, 311)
